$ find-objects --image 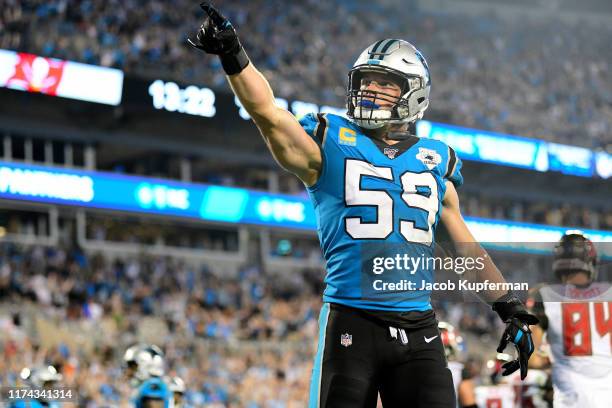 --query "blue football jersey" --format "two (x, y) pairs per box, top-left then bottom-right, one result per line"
(300, 113), (463, 311)
(9, 401), (60, 408)
(133, 378), (172, 408)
